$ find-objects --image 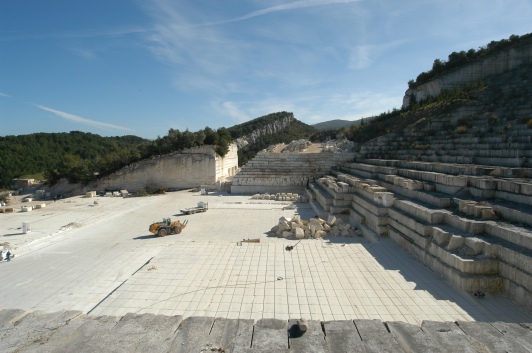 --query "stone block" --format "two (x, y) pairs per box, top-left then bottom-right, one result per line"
(327, 215), (337, 226)
(295, 228), (305, 239)
(520, 183), (532, 196)
(282, 231), (293, 238)
(373, 192), (394, 207)
(464, 237), (486, 255)
(497, 180), (520, 193)
(384, 175), (396, 183)
(423, 182), (436, 191)
(458, 200), (477, 213)
(475, 179), (497, 190)
(447, 235), (464, 251)
(473, 205), (493, 218)
(368, 186), (387, 193)
(432, 227), (452, 246)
